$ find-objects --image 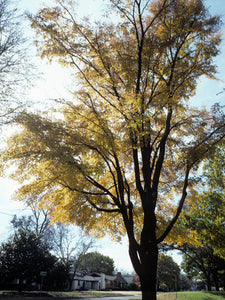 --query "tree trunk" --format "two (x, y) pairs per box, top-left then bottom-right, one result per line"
(206, 276), (212, 291)
(129, 240), (158, 300)
(139, 243), (158, 300)
(212, 271), (219, 291)
(69, 271), (75, 291)
(140, 273), (157, 300)
(18, 278), (23, 292)
(69, 278), (73, 291)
